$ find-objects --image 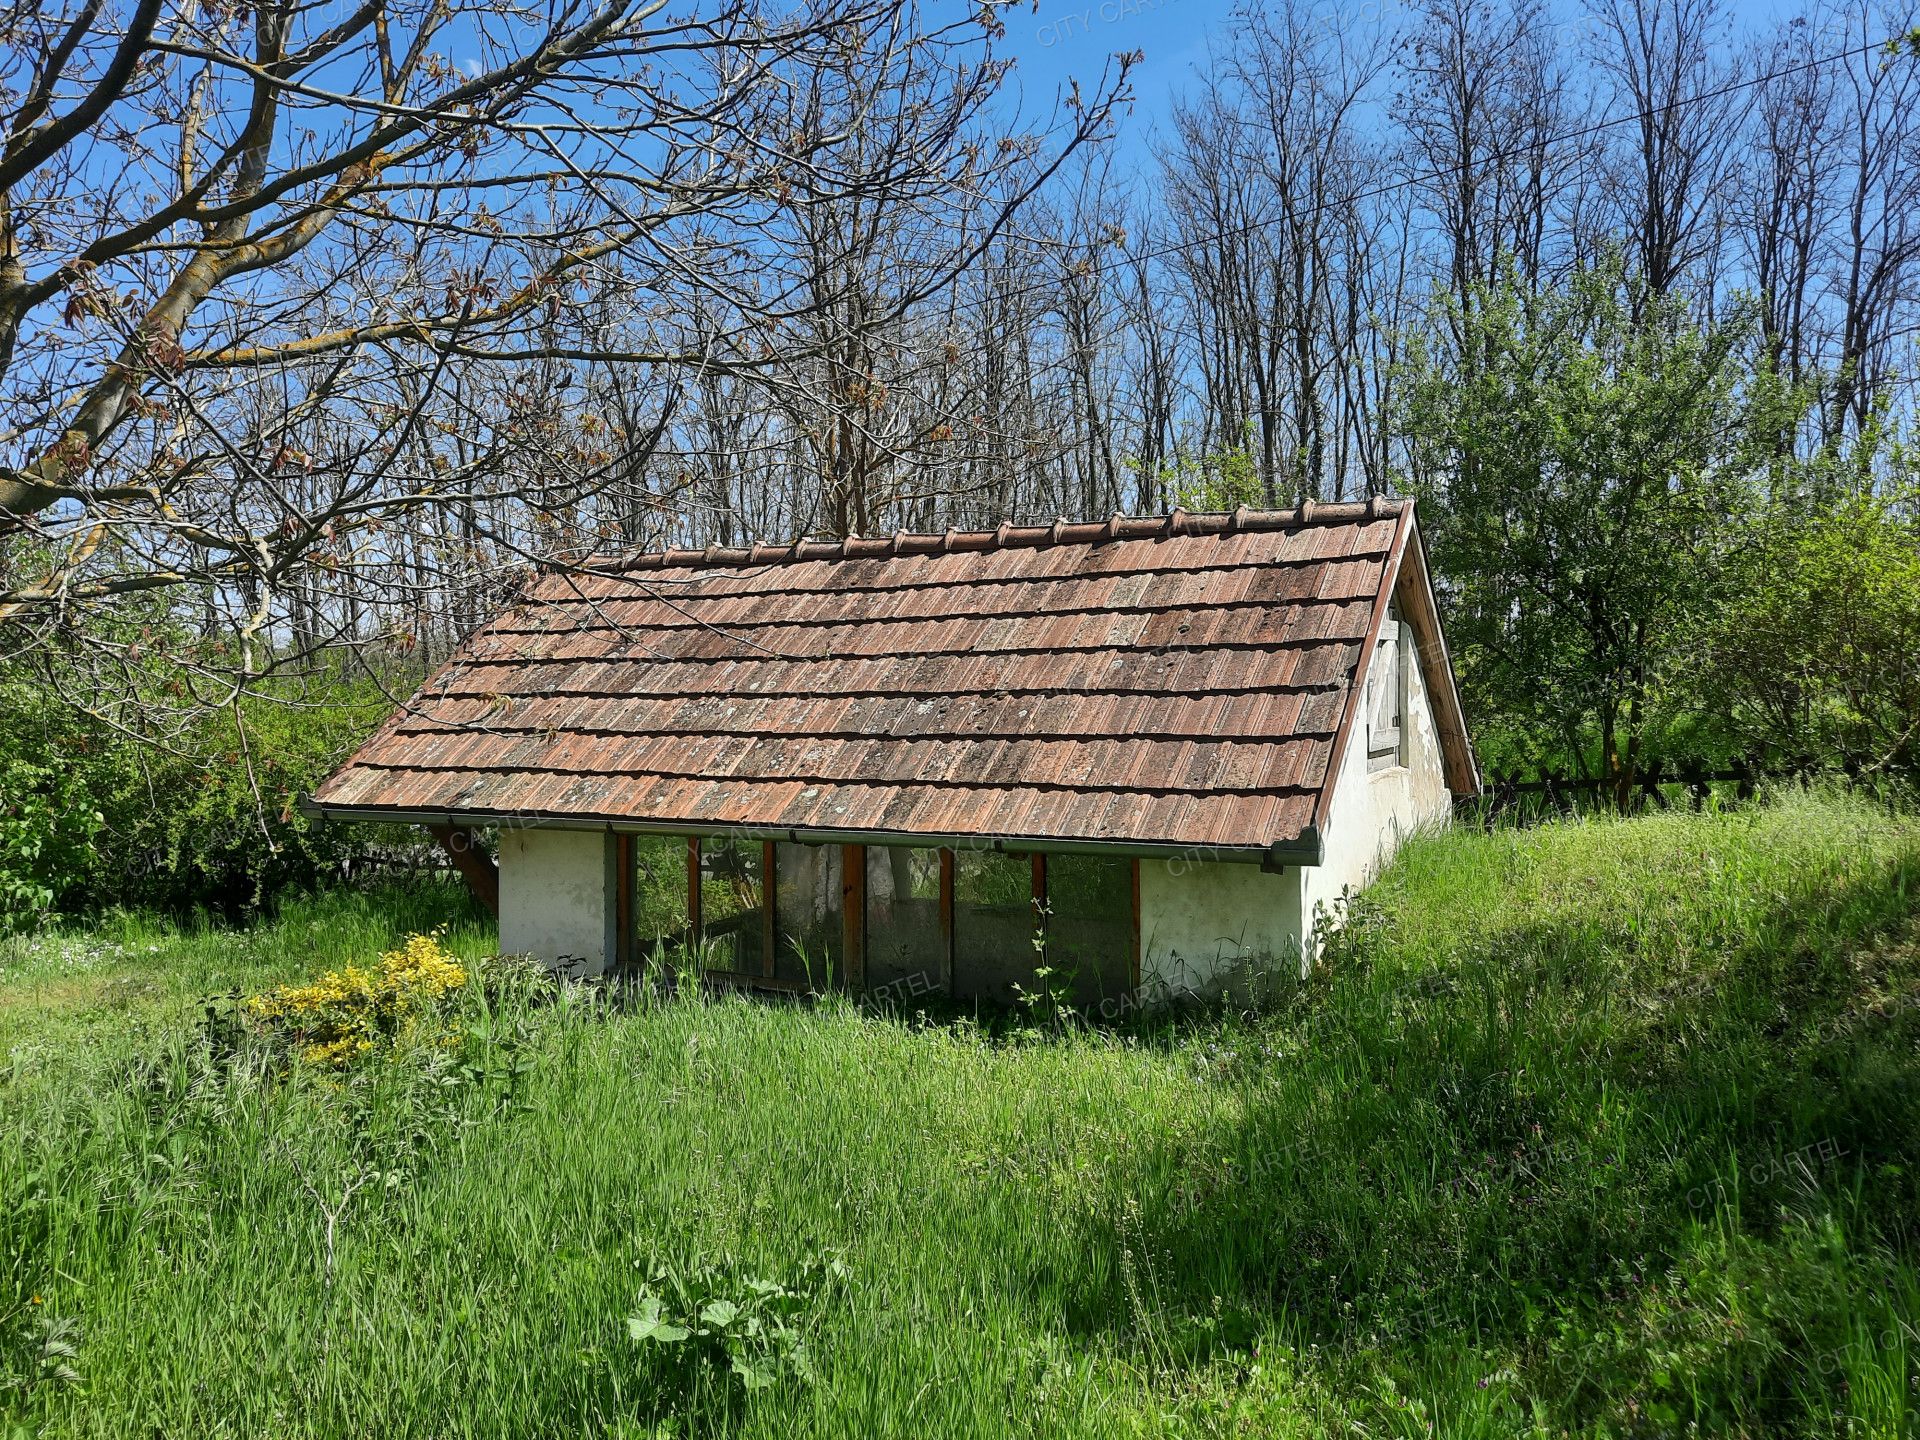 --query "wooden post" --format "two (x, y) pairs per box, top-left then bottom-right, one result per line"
(426, 824), (499, 918)
(939, 847), (956, 994)
(1687, 763), (1707, 811)
(1642, 760), (1668, 810)
(687, 836), (702, 944)
(761, 839), (777, 979)
(840, 844), (866, 991)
